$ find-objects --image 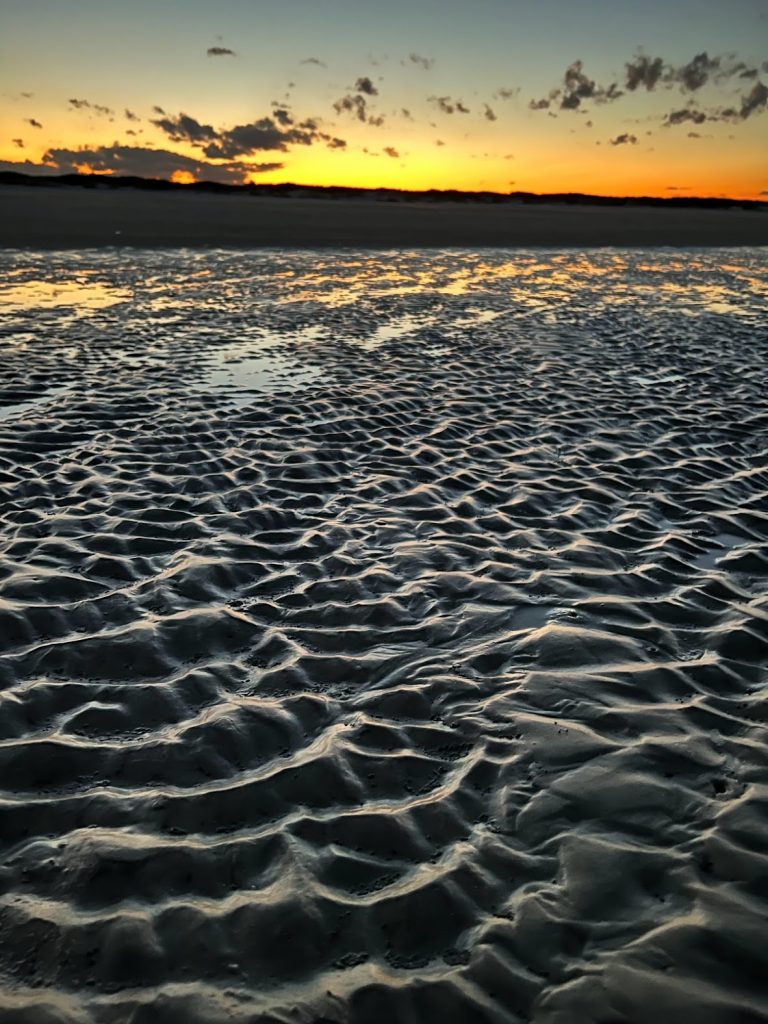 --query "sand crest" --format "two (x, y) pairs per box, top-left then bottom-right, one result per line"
(0, 248), (767, 1023)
